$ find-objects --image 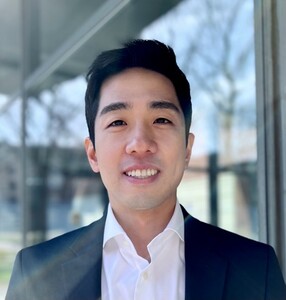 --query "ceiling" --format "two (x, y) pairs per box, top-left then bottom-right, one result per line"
(0, 0), (182, 101)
